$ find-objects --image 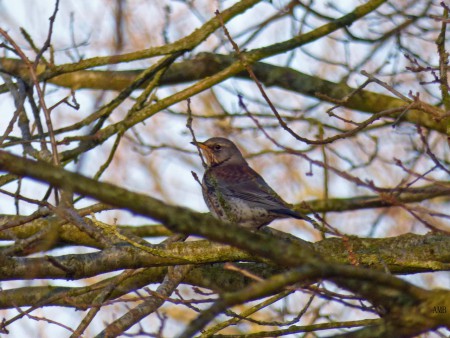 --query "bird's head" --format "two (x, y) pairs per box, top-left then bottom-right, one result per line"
(191, 137), (246, 167)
